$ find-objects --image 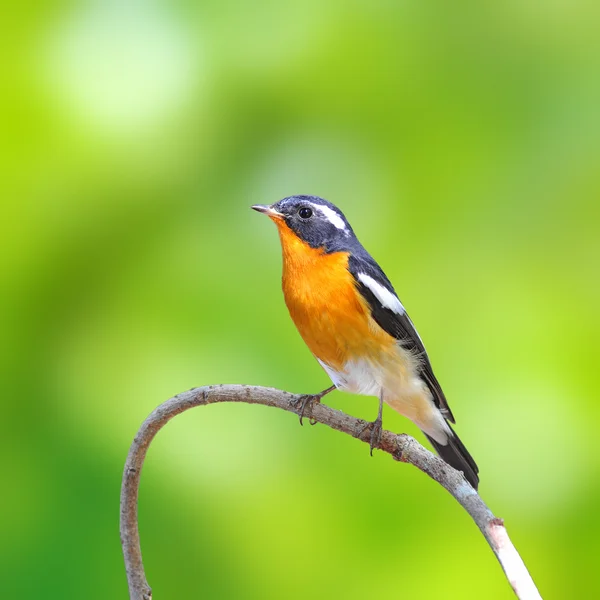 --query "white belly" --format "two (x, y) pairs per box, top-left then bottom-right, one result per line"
(317, 350), (449, 444)
(318, 356), (384, 396)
